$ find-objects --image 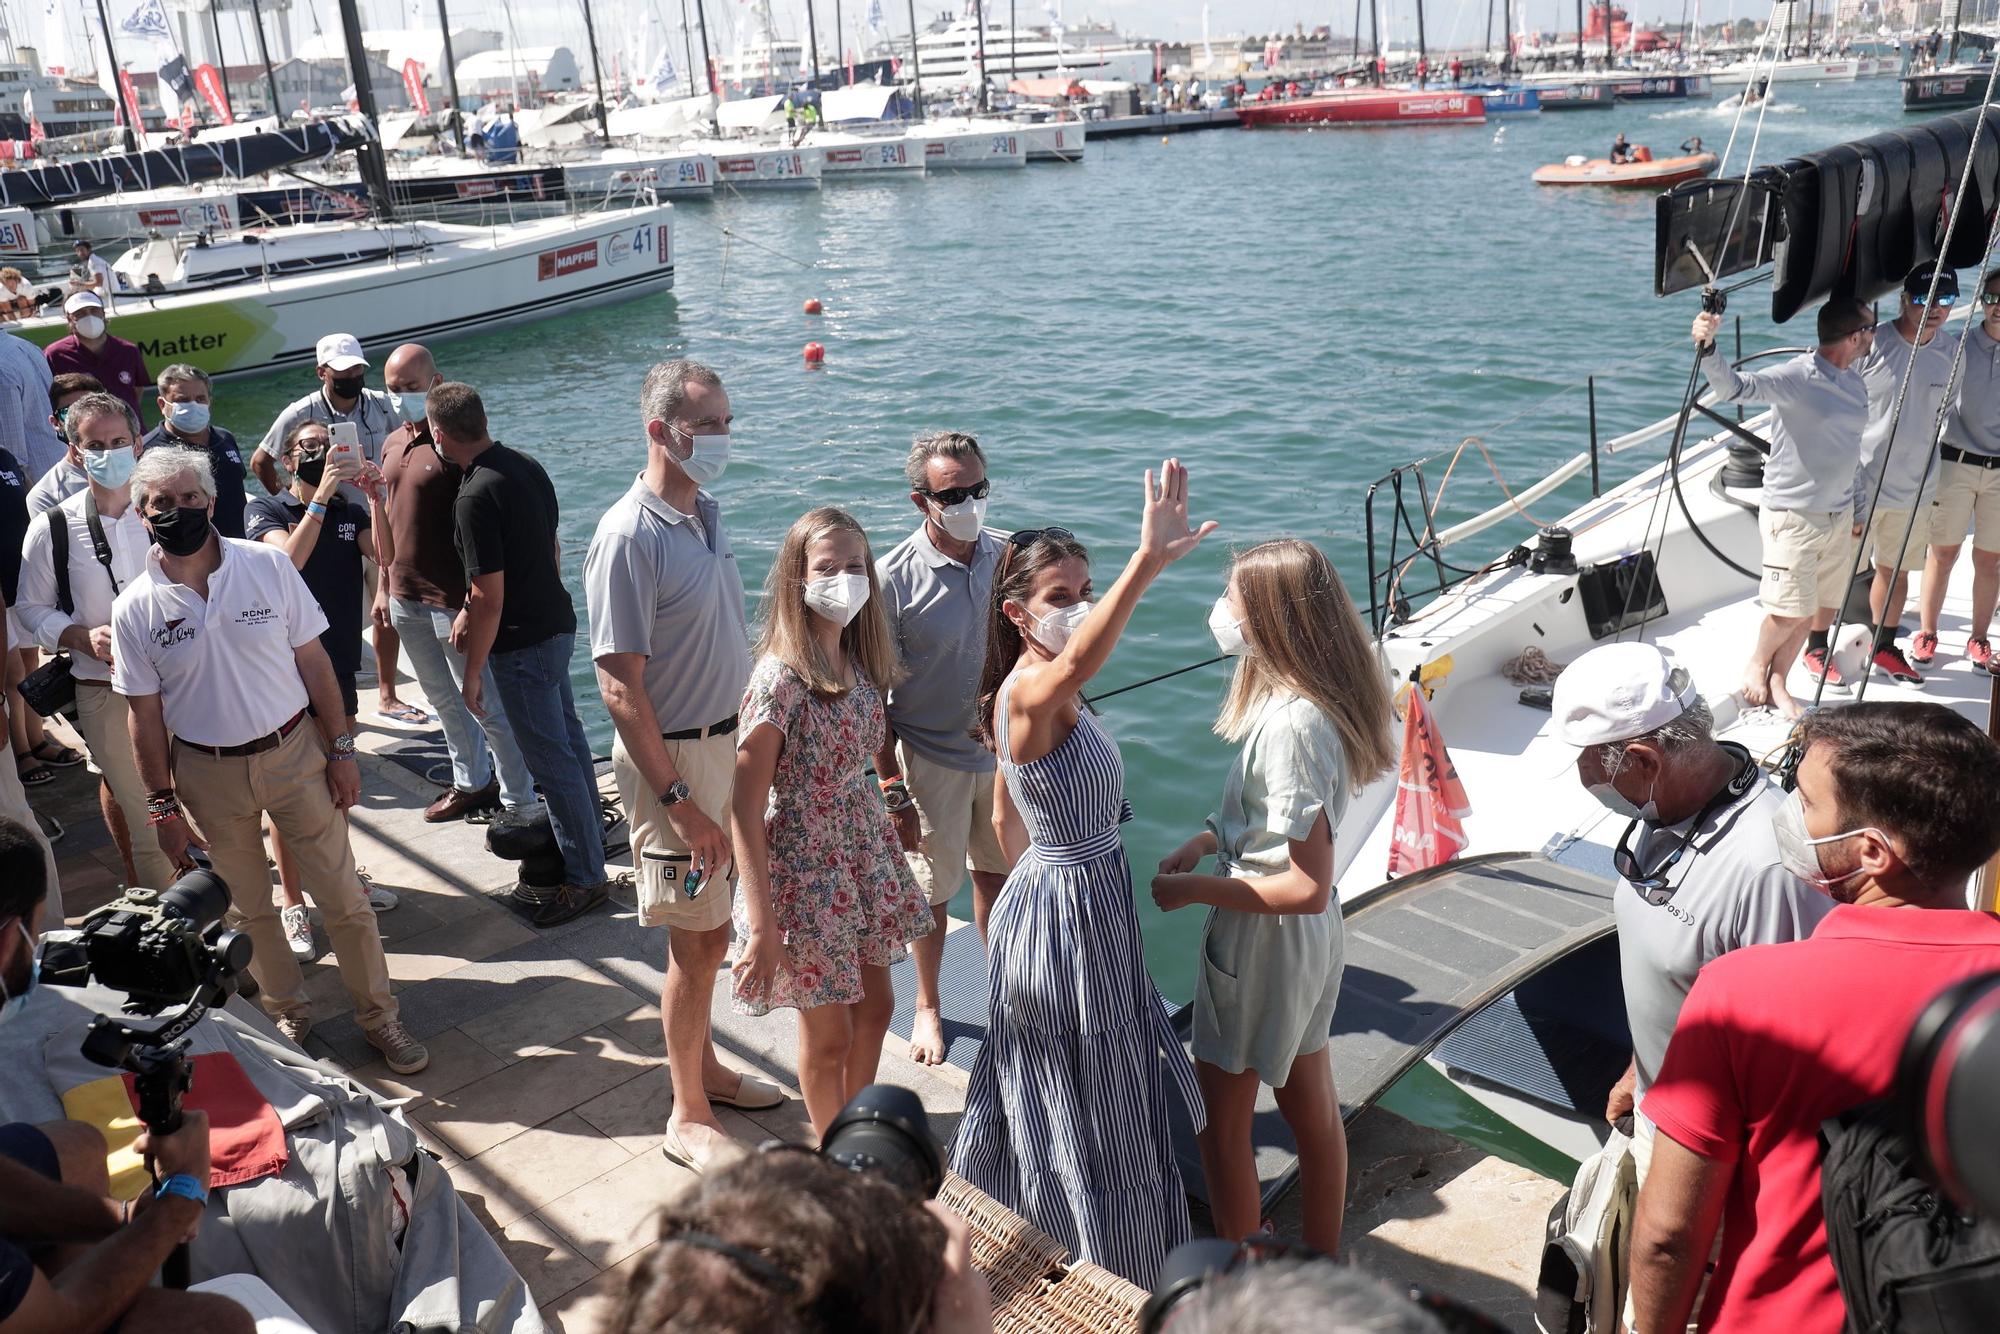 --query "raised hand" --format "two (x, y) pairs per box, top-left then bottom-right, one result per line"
(1138, 458), (1219, 568)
